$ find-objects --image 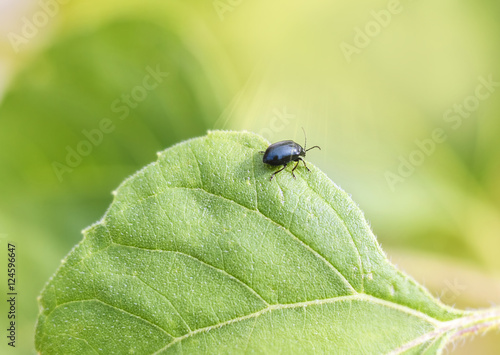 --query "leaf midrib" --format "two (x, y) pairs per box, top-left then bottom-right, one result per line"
(153, 293), (442, 354)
